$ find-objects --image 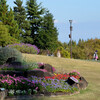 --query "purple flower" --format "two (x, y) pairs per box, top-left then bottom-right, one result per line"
(6, 43), (40, 54)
